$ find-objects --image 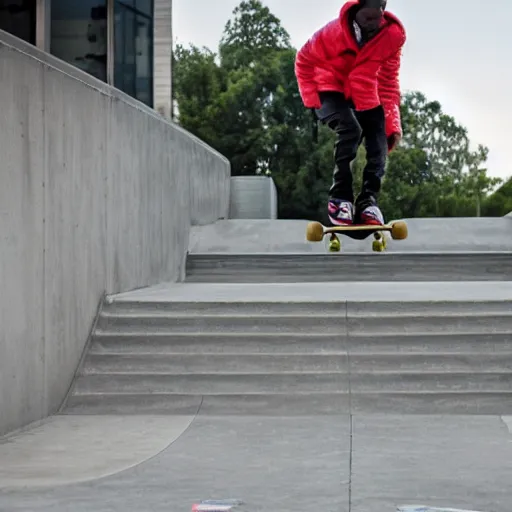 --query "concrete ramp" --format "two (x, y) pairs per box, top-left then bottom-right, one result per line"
(0, 415), (193, 489)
